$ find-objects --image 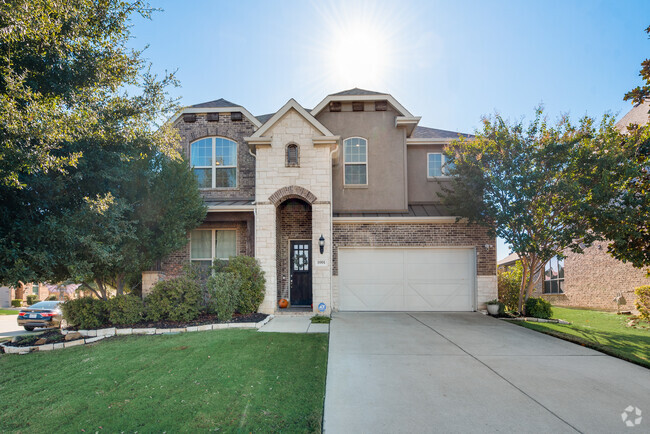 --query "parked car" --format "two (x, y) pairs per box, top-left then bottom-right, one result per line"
(17, 301), (64, 331)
